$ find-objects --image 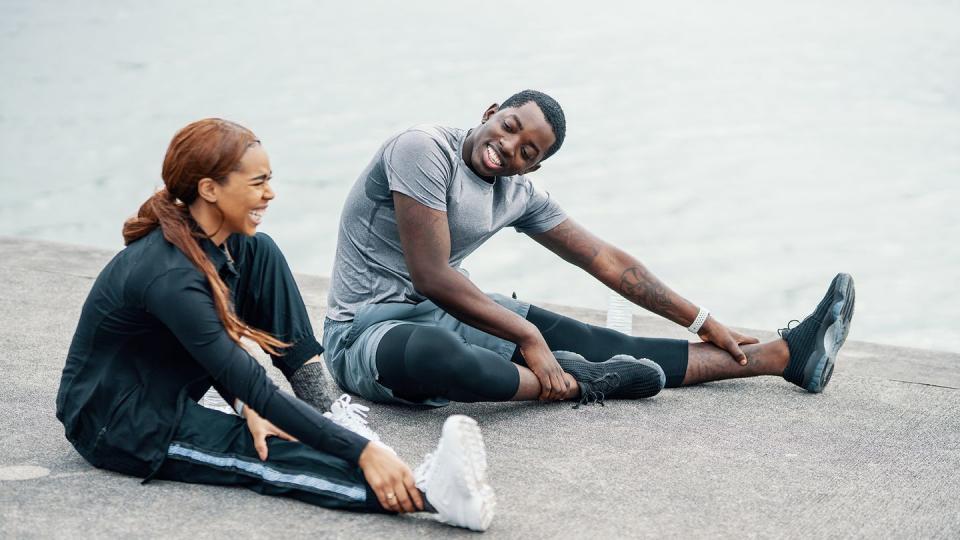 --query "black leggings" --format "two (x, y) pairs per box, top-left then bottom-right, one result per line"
(375, 304), (689, 403)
